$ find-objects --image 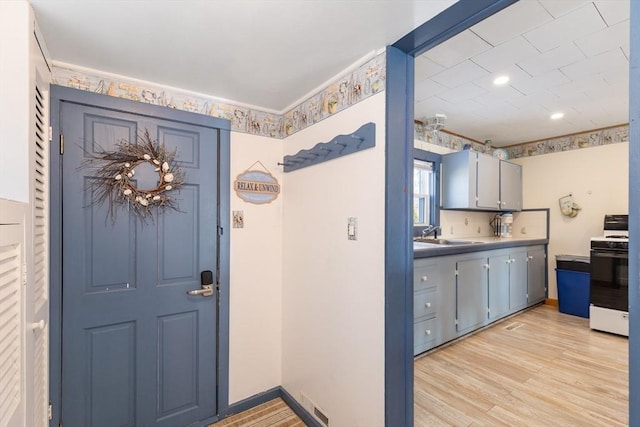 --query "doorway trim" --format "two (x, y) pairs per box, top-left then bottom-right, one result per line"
(384, 1), (519, 424)
(48, 85), (231, 426)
